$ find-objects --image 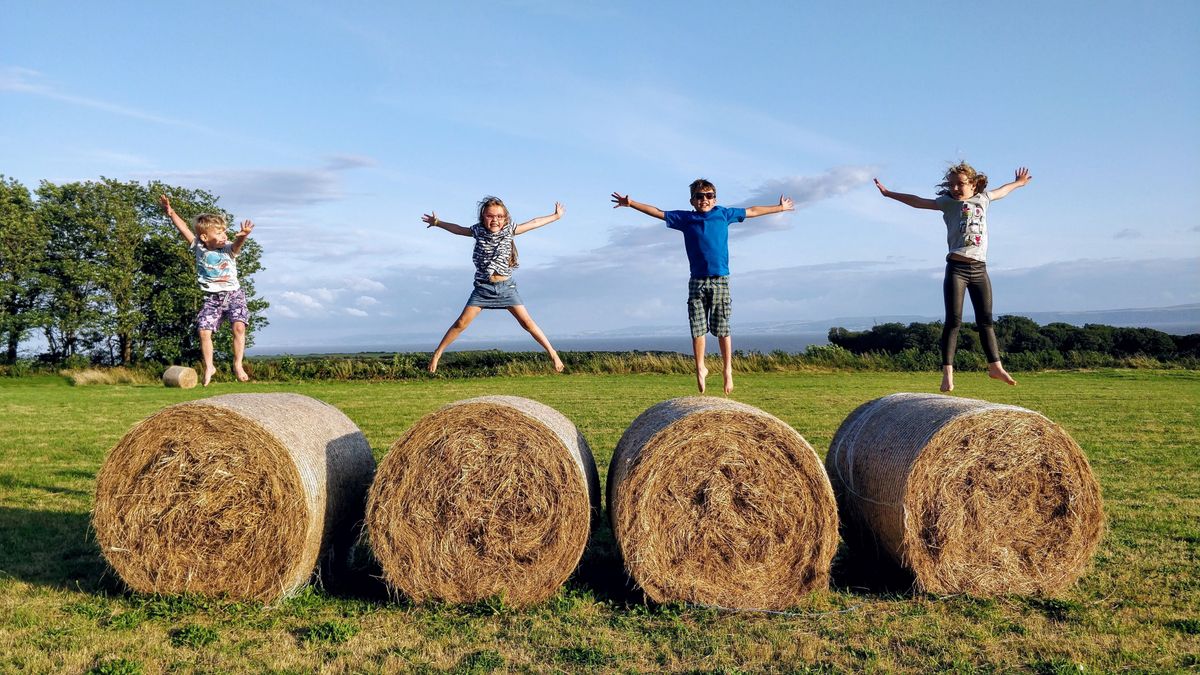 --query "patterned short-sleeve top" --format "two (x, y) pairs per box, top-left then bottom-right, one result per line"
(470, 220), (517, 282)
